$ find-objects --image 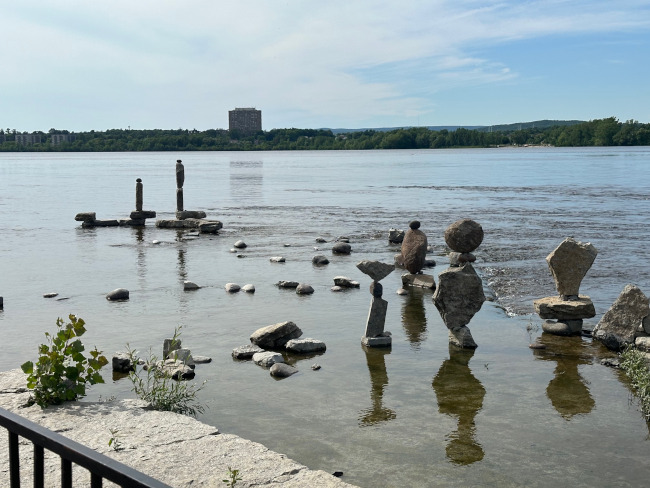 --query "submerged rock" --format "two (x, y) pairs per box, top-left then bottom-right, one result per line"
(296, 284), (314, 295)
(252, 351), (284, 368)
(106, 288), (129, 301)
(332, 242), (351, 254)
(270, 363), (298, 378)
